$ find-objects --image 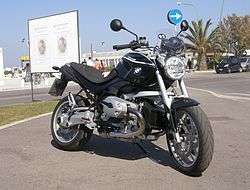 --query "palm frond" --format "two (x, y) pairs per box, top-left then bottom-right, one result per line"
(198, 20), (203, 42)
(203, 19), (212, 38)
(189, 26), (198, 40)
(183, 34), (197, 45)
